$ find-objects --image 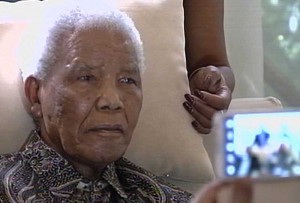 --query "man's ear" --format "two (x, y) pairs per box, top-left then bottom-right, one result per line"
(24, 75), (42, 118)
